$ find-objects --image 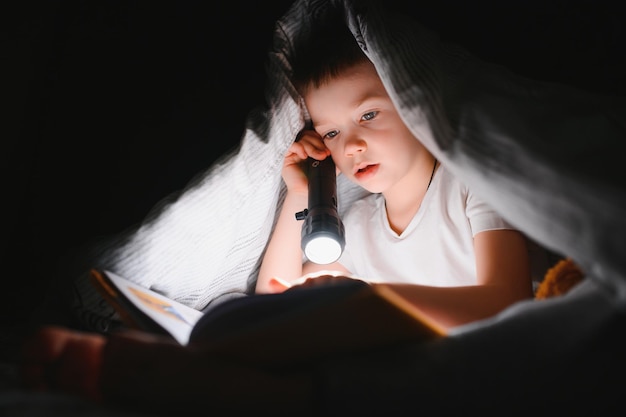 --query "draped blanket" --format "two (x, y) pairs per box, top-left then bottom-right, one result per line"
(75, 0), (625, 328)
(11, 0), (625, 414)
